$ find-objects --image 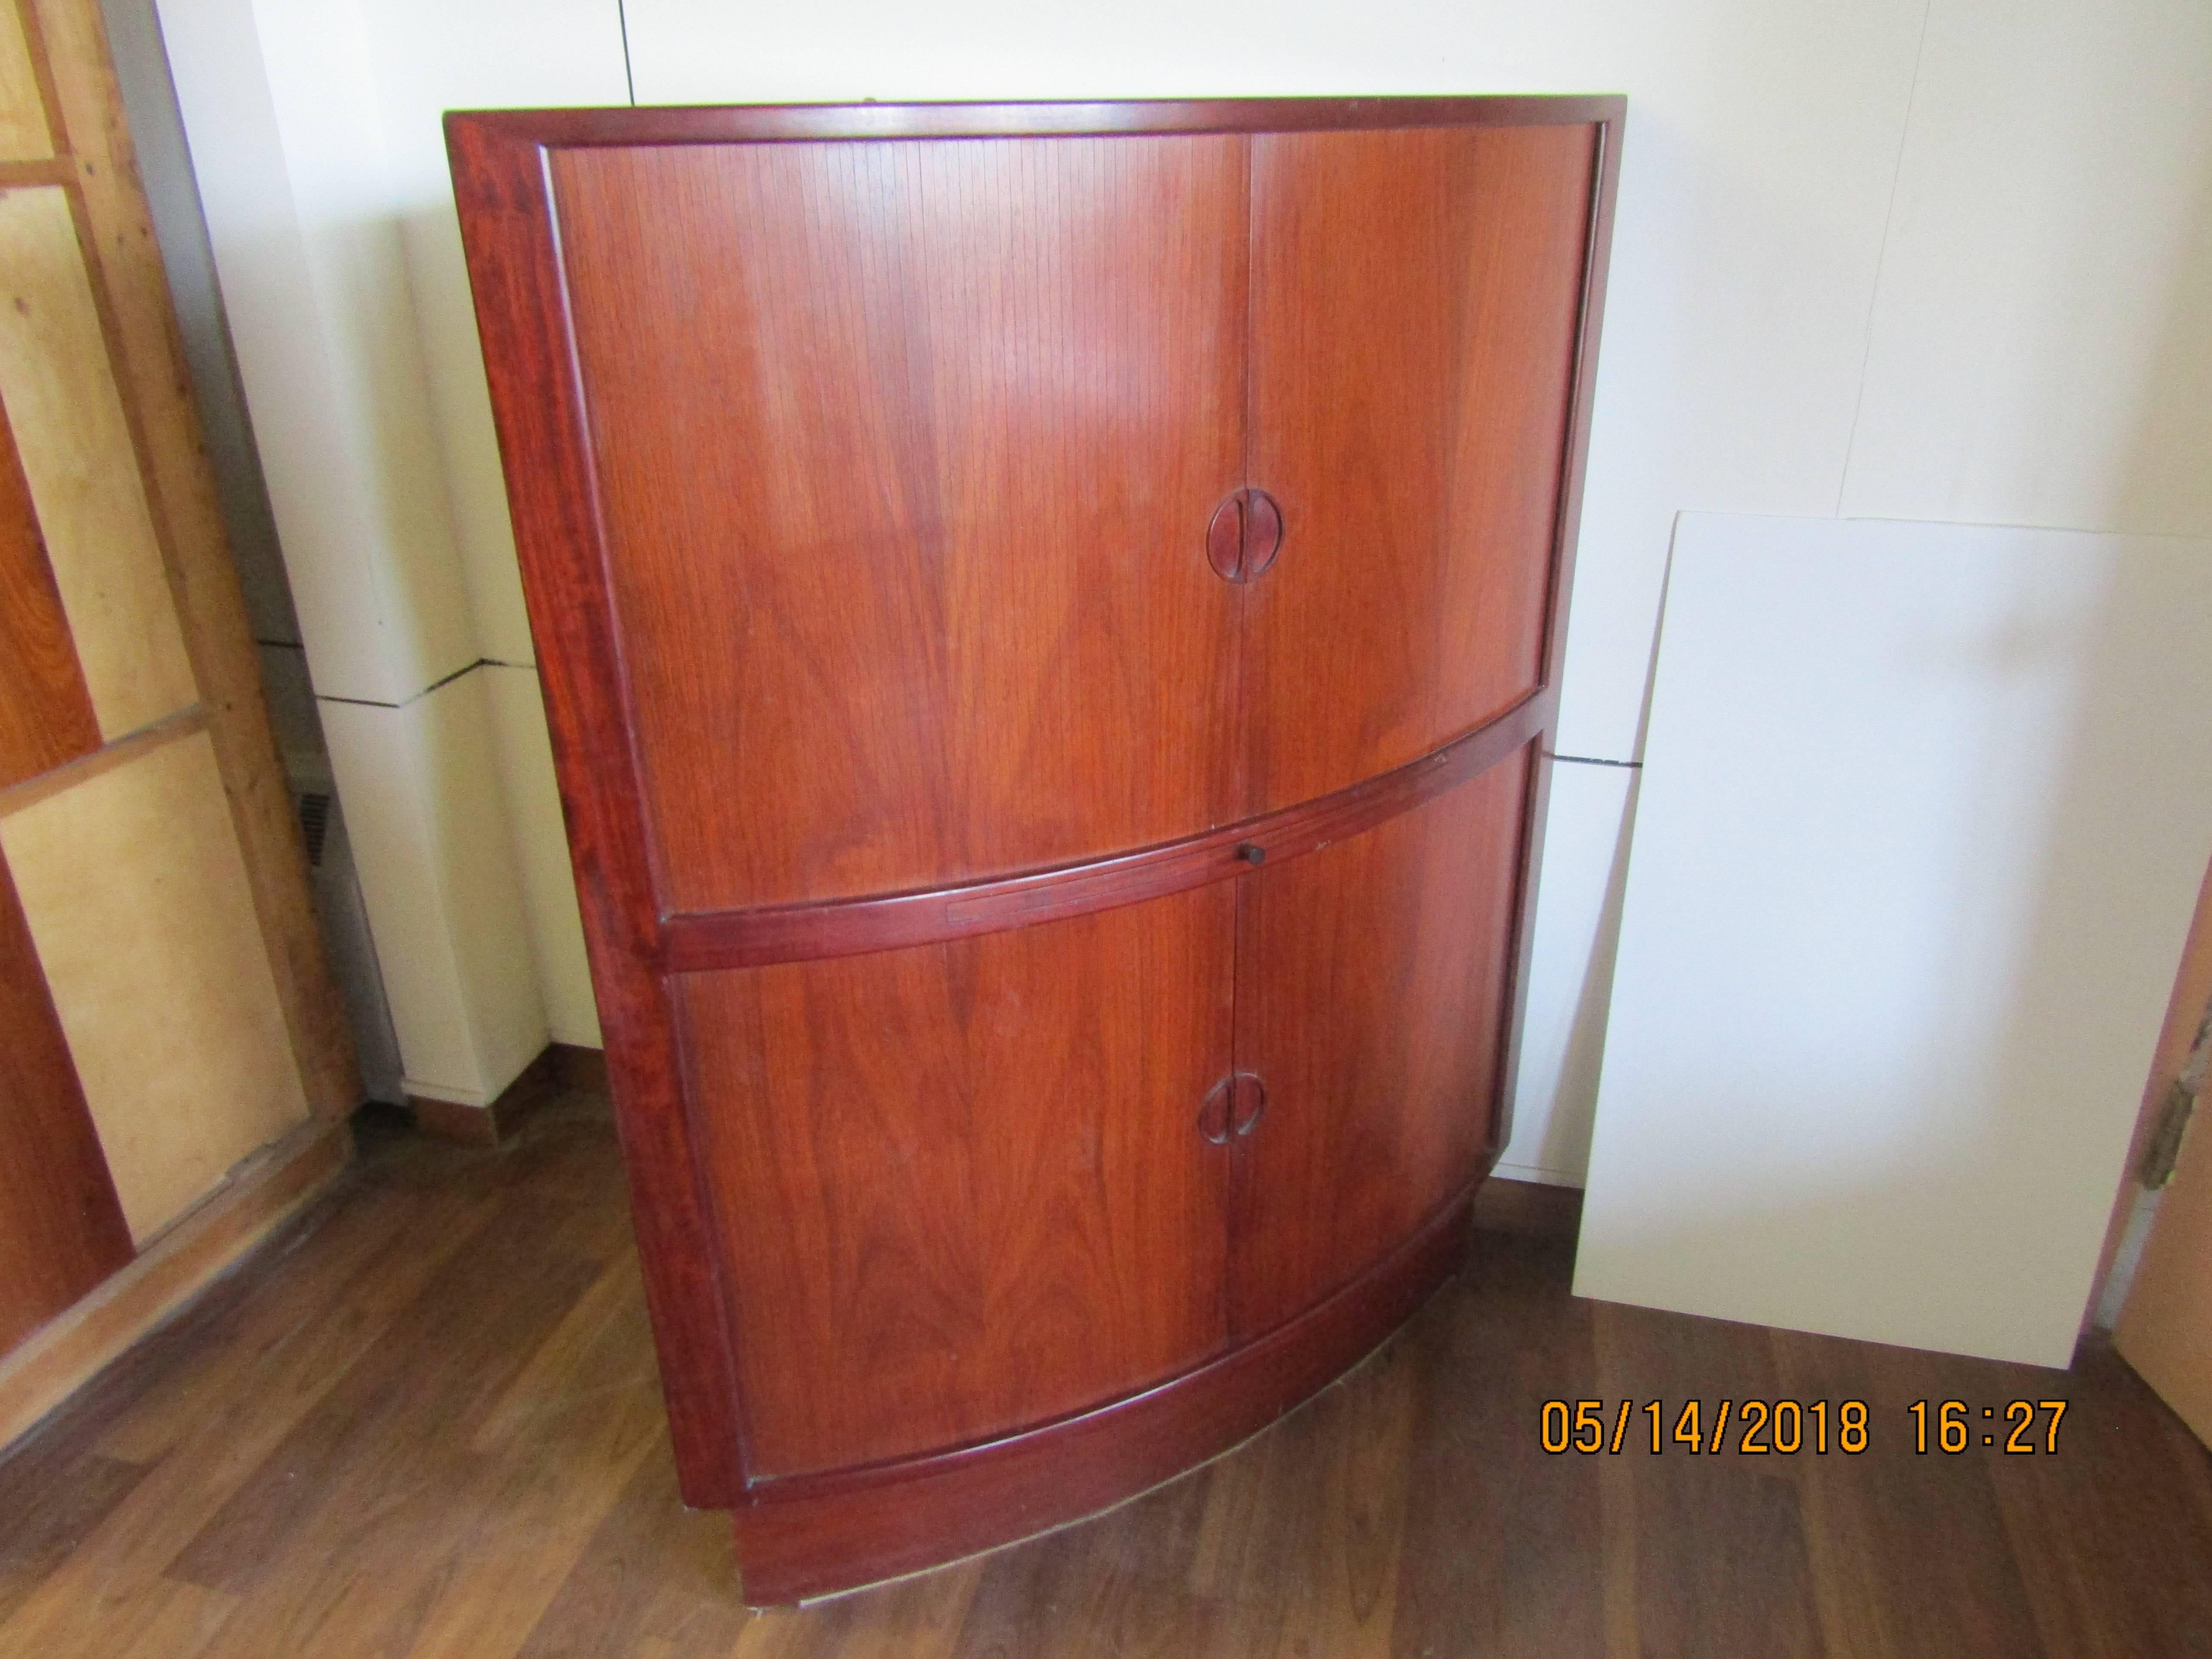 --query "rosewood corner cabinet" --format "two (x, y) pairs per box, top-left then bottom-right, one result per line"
(447, 95), (1622, 1603)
